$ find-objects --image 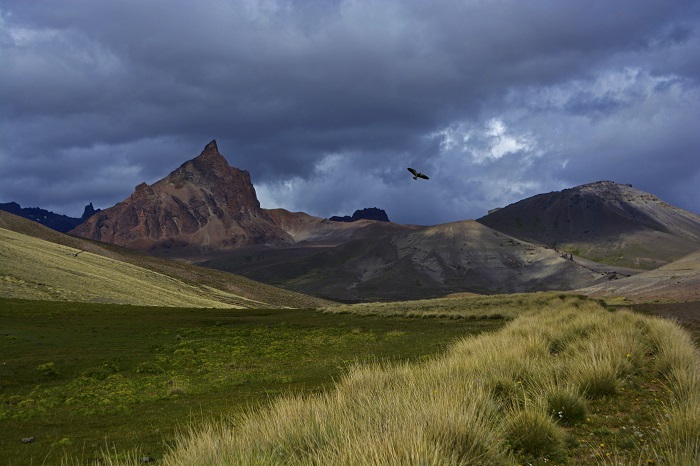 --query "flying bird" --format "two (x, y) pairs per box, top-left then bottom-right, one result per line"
(407, 167), (429, 180)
